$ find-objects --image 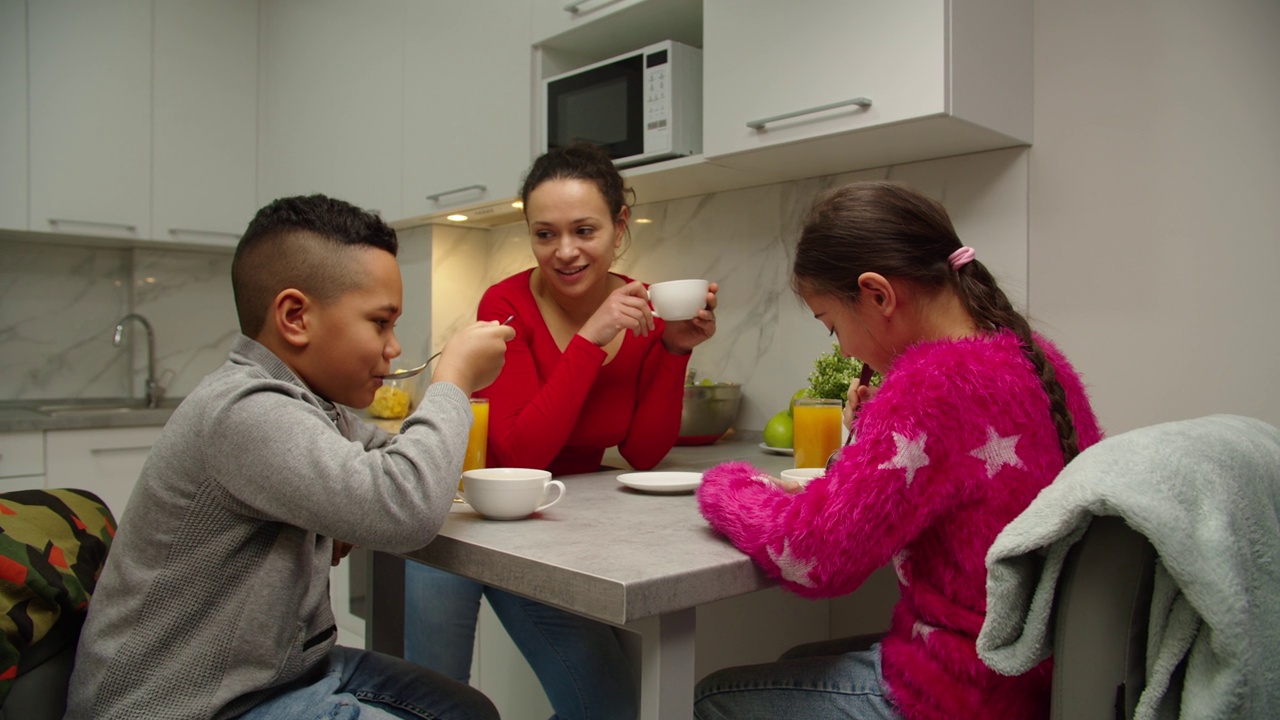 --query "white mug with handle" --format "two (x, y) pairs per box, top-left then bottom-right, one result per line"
(459, 468), (566, 520)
